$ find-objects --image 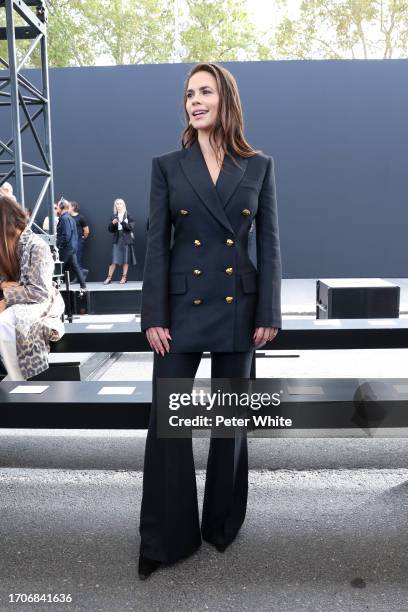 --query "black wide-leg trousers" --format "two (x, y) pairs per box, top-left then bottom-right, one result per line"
(139, 349), (255, 564)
